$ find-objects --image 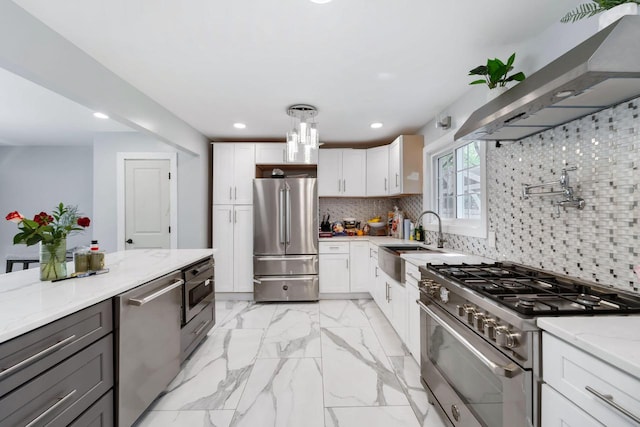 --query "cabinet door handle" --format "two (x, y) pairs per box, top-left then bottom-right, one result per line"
(585, 386), (640, 424)
(338, 179), (341, 192)
(228, 210), (232, 223)
(396, 173), (399, 187)
(229, 186), (233, 200)
(385, 283), (389, 301)
(283, 149), (286, 163)
(234, 210), (238, 223)
(346, 259), (349, 270)
(0, 334), (77, 380)
(384, 177), (387, 191)
(343, 179), (346, 193)
(375, 267), (379, 277)
(234, 186), (237, 200)
(129, 279), (184, 306)
(25, 389), (77, 427)
(192, 319), (212, 336)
